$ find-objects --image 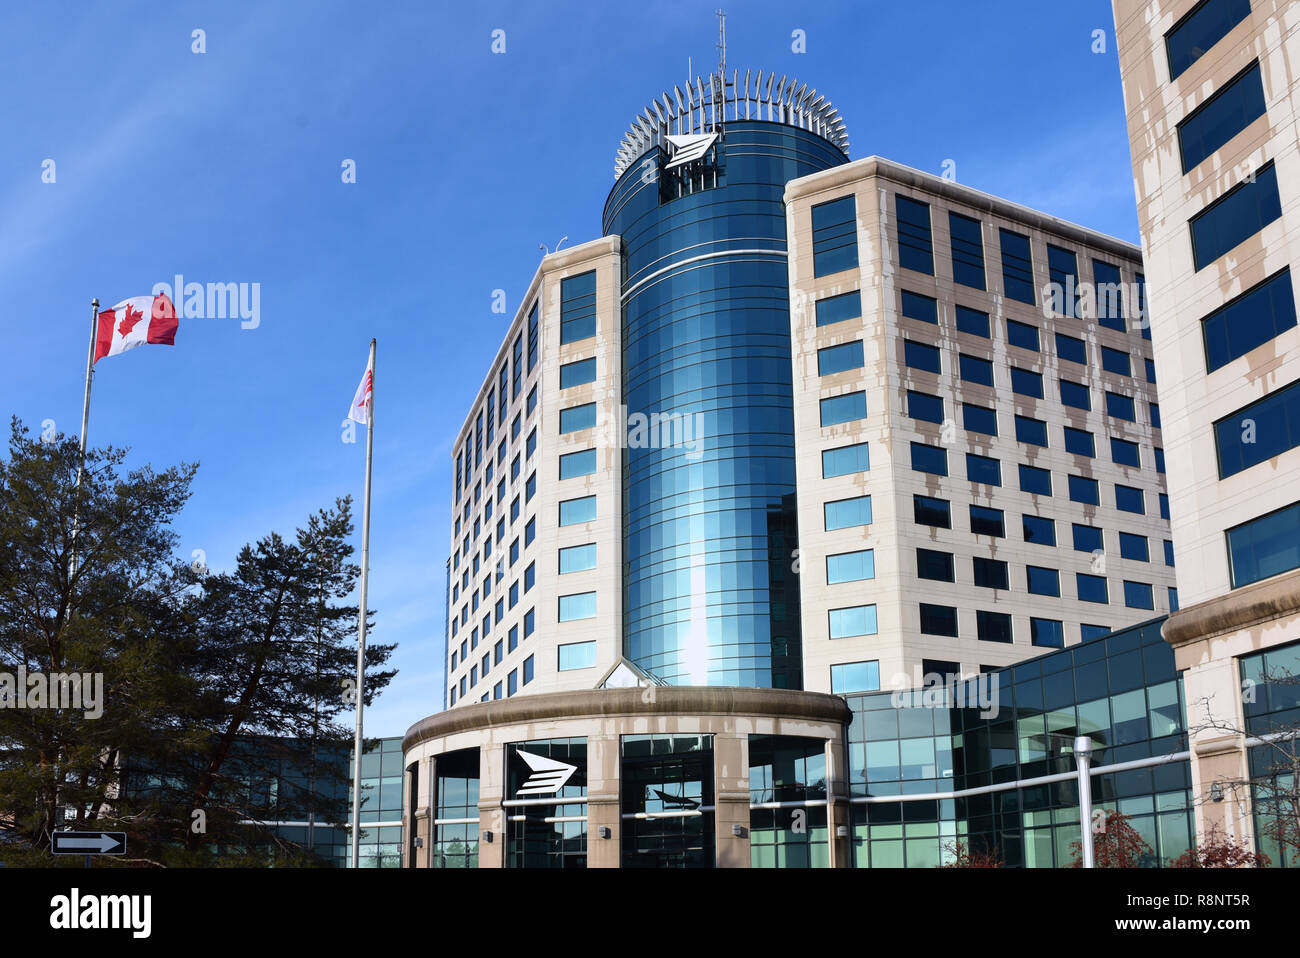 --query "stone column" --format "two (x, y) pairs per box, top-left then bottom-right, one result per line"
(713, 732), (751, 868)
(476, 743), (505, 868)
(825, 735), (852, 868)
(586, 732), (621, 867)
